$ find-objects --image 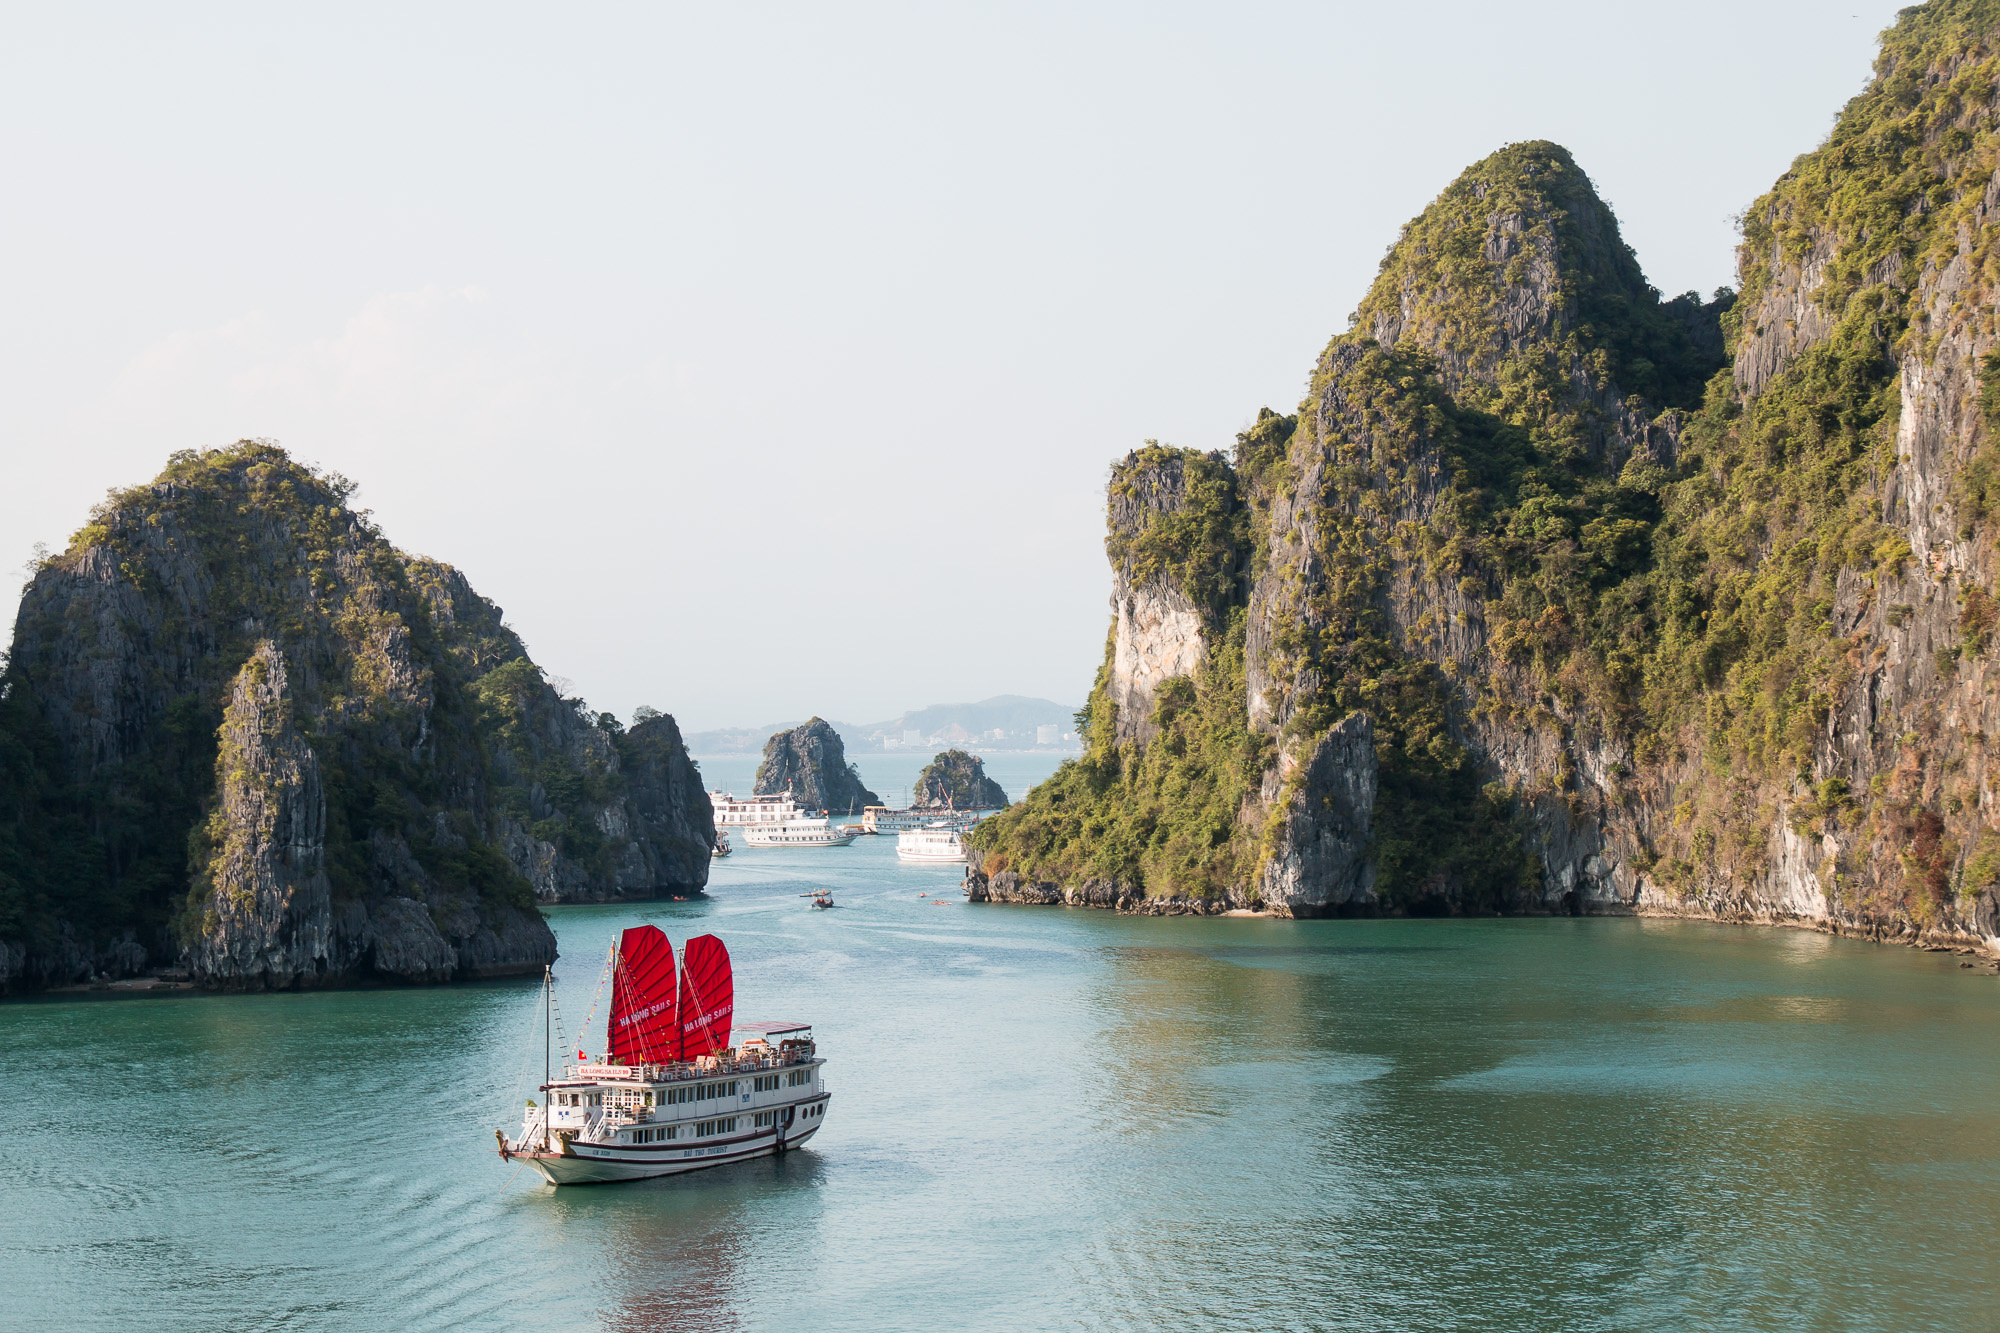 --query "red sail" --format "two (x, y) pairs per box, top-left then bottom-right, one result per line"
(676, 934), (735, 1060)
(608, 925), (678, 1066)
